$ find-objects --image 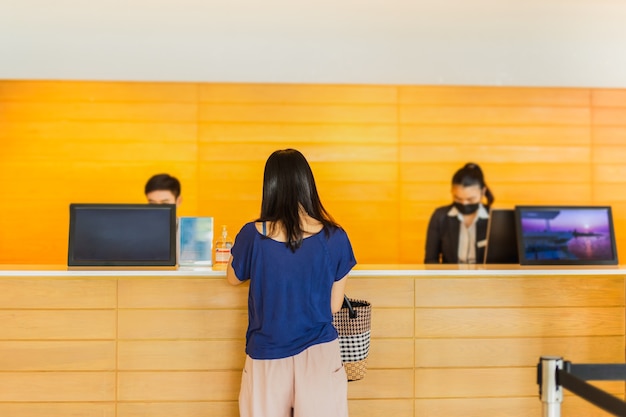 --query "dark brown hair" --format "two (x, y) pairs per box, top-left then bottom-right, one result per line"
(452, 162), (494, 207)
(144, 173), (181, 198)
(258, 149), (338, 252)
